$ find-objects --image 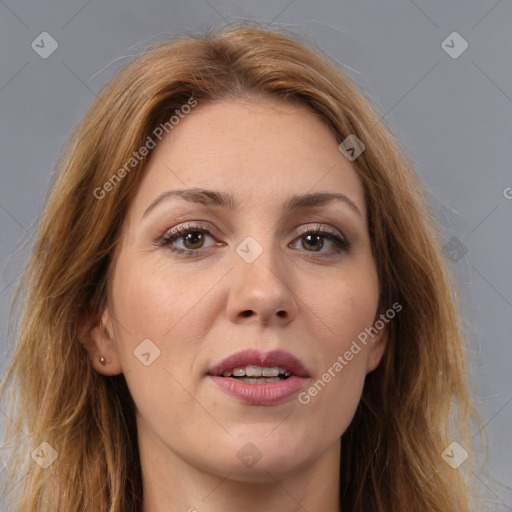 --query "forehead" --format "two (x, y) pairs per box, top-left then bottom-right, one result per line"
(131, 99), (366, 217)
